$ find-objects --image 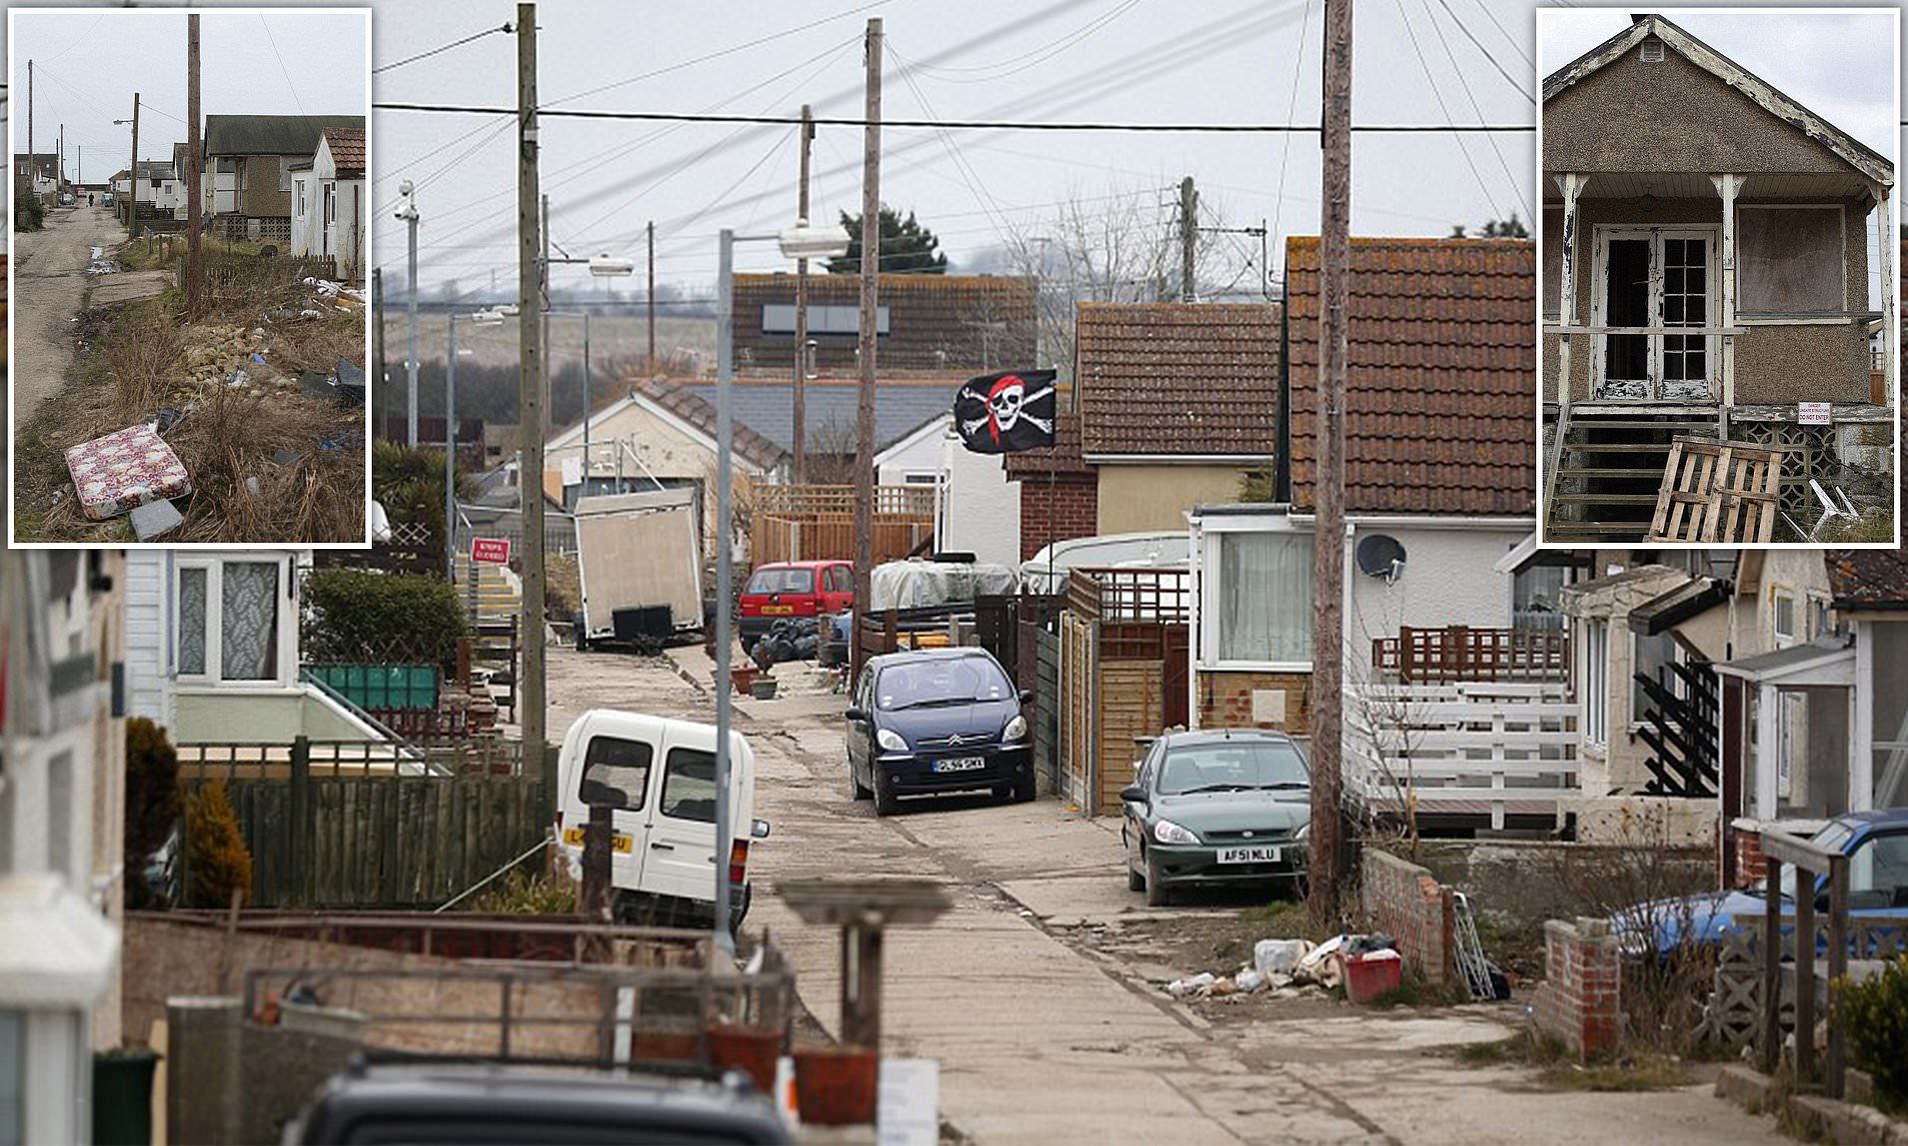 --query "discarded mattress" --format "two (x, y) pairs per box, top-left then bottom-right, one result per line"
(65, 423), (192, 521)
